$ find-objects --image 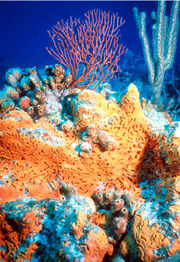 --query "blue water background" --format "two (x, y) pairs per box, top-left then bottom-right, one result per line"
(0, 1), (179, 70)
